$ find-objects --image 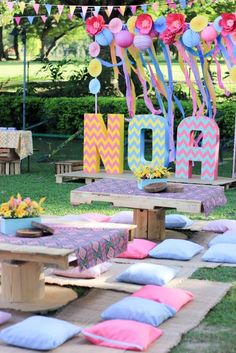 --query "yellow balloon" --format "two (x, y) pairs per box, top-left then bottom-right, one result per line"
(190, 15), (209, 32)
(229, 66), (236, 83)
(88, 59), (102, 77)
(127, 16), (137, 34)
